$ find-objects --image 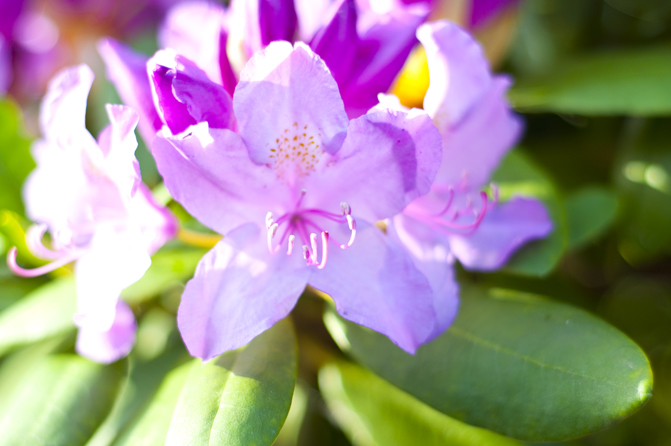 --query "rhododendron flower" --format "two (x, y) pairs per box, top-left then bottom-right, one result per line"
(7, 65), (177, 363)
(98, 0), (428, 145)
(390, 21), (551, 333)
(151, 41), (445, 360)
